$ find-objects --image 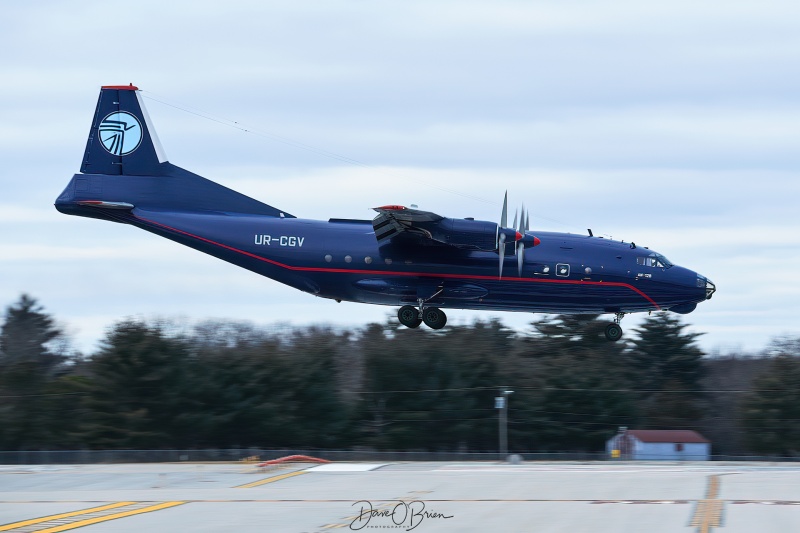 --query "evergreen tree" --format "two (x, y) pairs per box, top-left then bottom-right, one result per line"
(180, 318), (288, 448)
(631, 312), (705, 390)
(359, 324), (460, 450)
(355, 320), (511, 451)
(275, 326), (354, 447)
(700, 355), (771, 455)
(0, 299), (757, 455)
(740, 338), (800, 456)
(0, 295), (70, 449)
(180, 322), (353, 449)
(630, 312), (706, 429)
(446, 319), (515, 450)
(514, 315), (638, 451)
(80, 320), (193, 448)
